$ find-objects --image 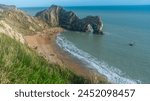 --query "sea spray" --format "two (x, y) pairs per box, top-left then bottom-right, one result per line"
(56, 34), (138, 84)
